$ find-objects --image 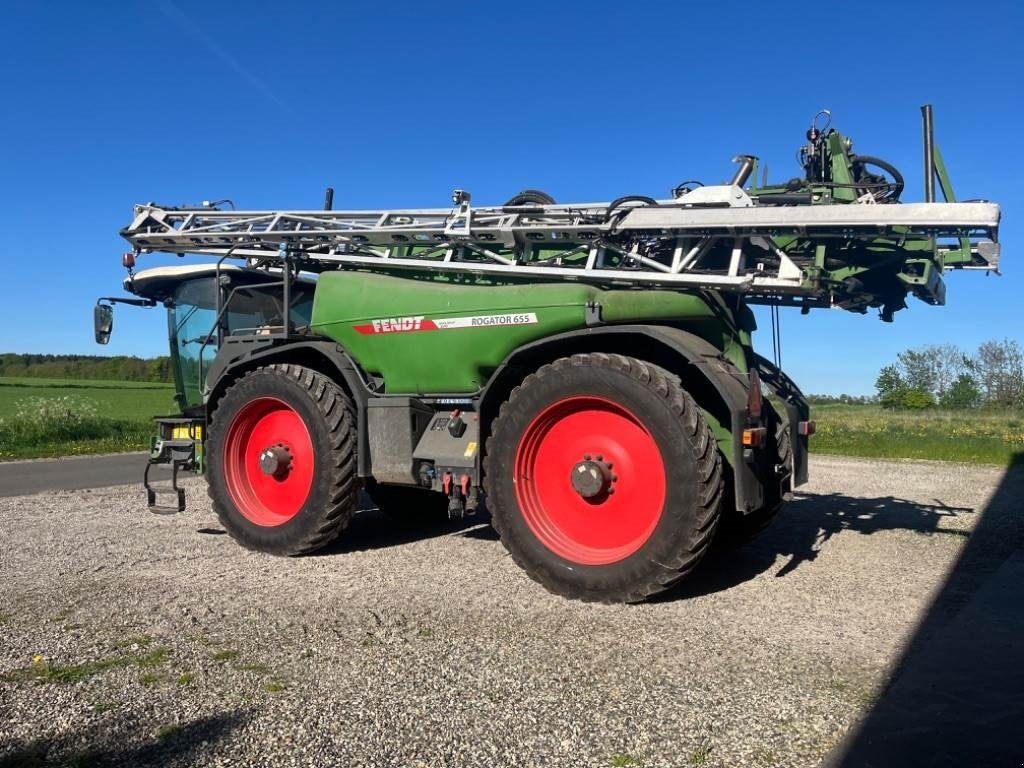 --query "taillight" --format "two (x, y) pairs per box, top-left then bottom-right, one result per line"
(798, 420), (816, 436)
(747, 371), (763, 421)
(742, 427), (767, 447)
